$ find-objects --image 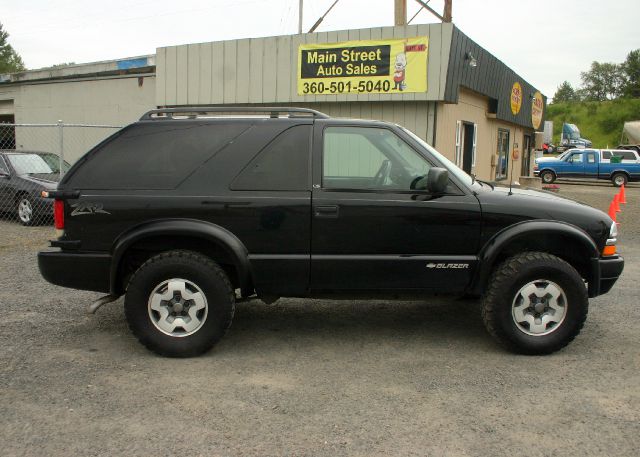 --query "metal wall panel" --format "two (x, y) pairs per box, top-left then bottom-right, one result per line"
(444, 26), (546, 131)
(156, 24), (453, 106)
